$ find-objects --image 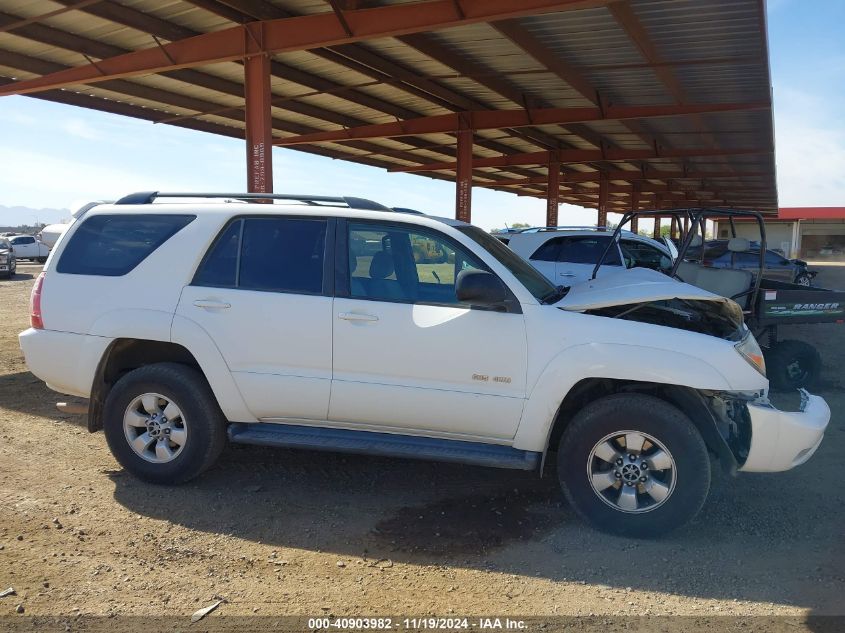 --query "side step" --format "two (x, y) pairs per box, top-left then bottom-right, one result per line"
(227, 423), (540, 471)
